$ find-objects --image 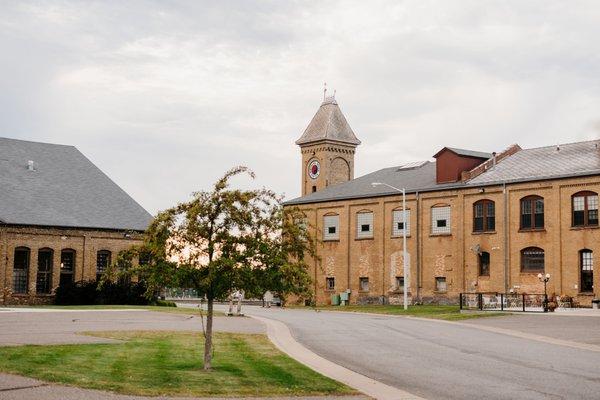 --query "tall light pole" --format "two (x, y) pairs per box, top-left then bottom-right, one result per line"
(372, 182), (408, 310)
